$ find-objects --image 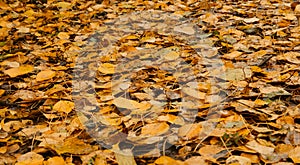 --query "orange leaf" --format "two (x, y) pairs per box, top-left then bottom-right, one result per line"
(3, 65), (34, 77)
(52, 100), (74, 114)
(141, 122), (169, 136)
(44, 156), (65, 165)
(36, 70), (56, 82)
